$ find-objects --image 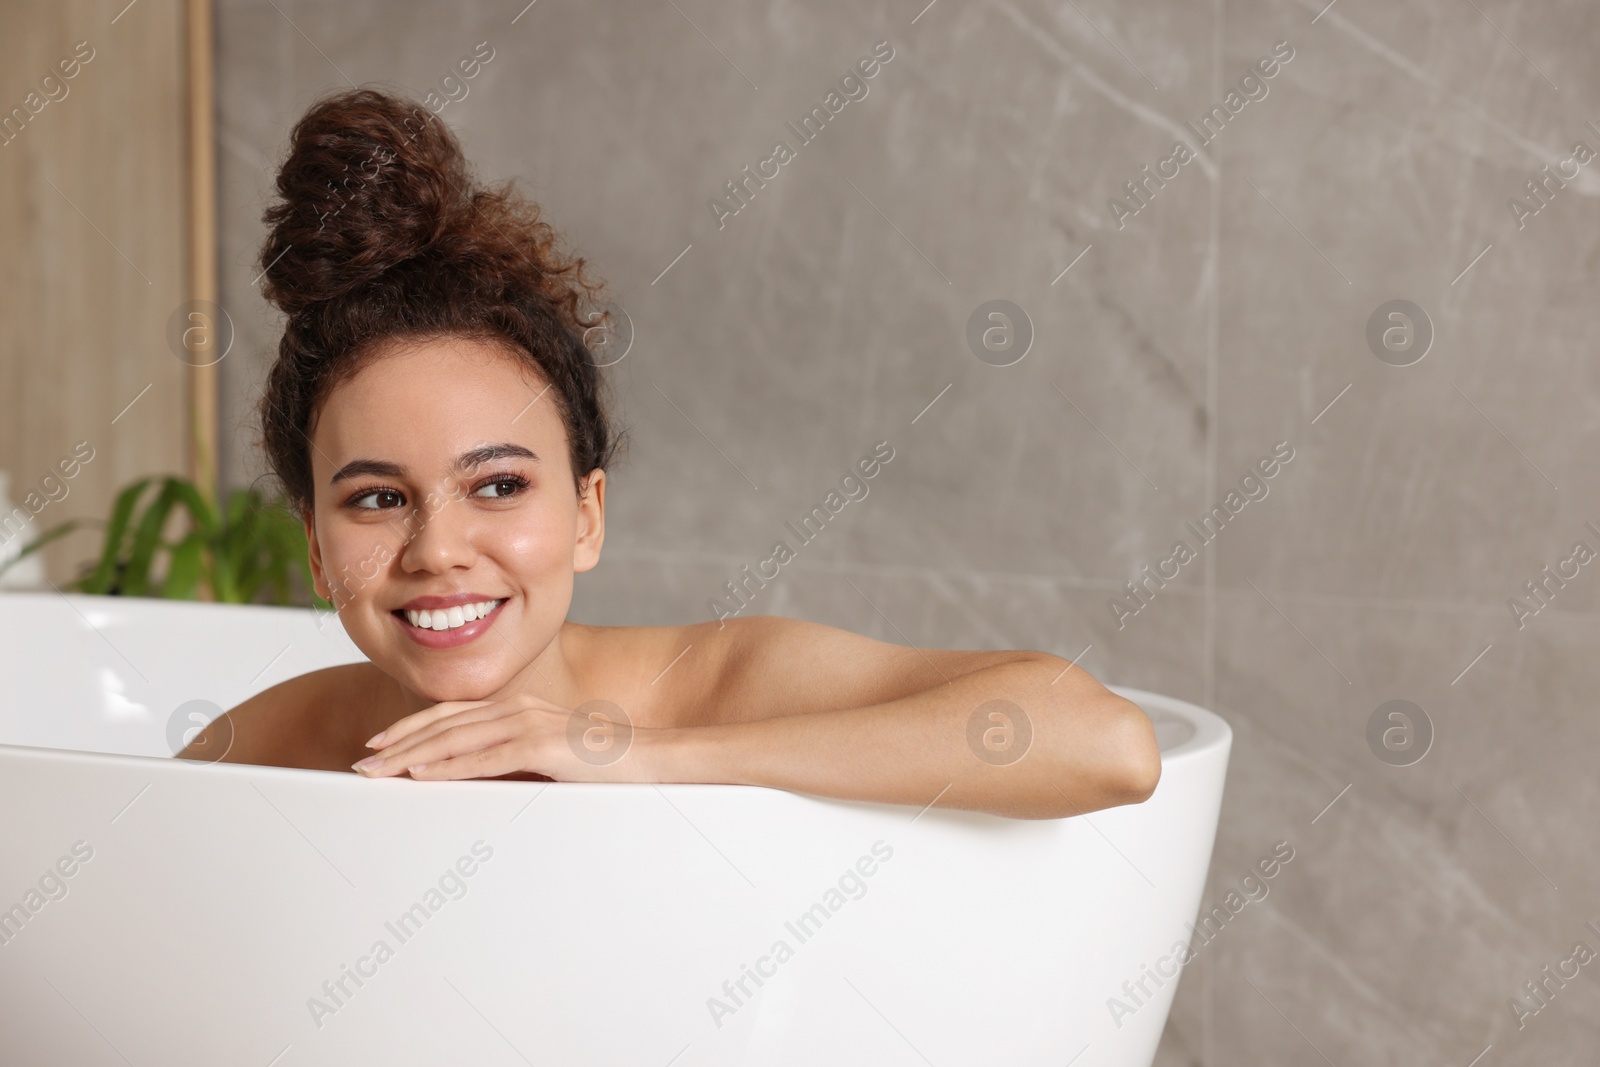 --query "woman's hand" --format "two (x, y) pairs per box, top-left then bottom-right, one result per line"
(351, 694), (658, 782)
